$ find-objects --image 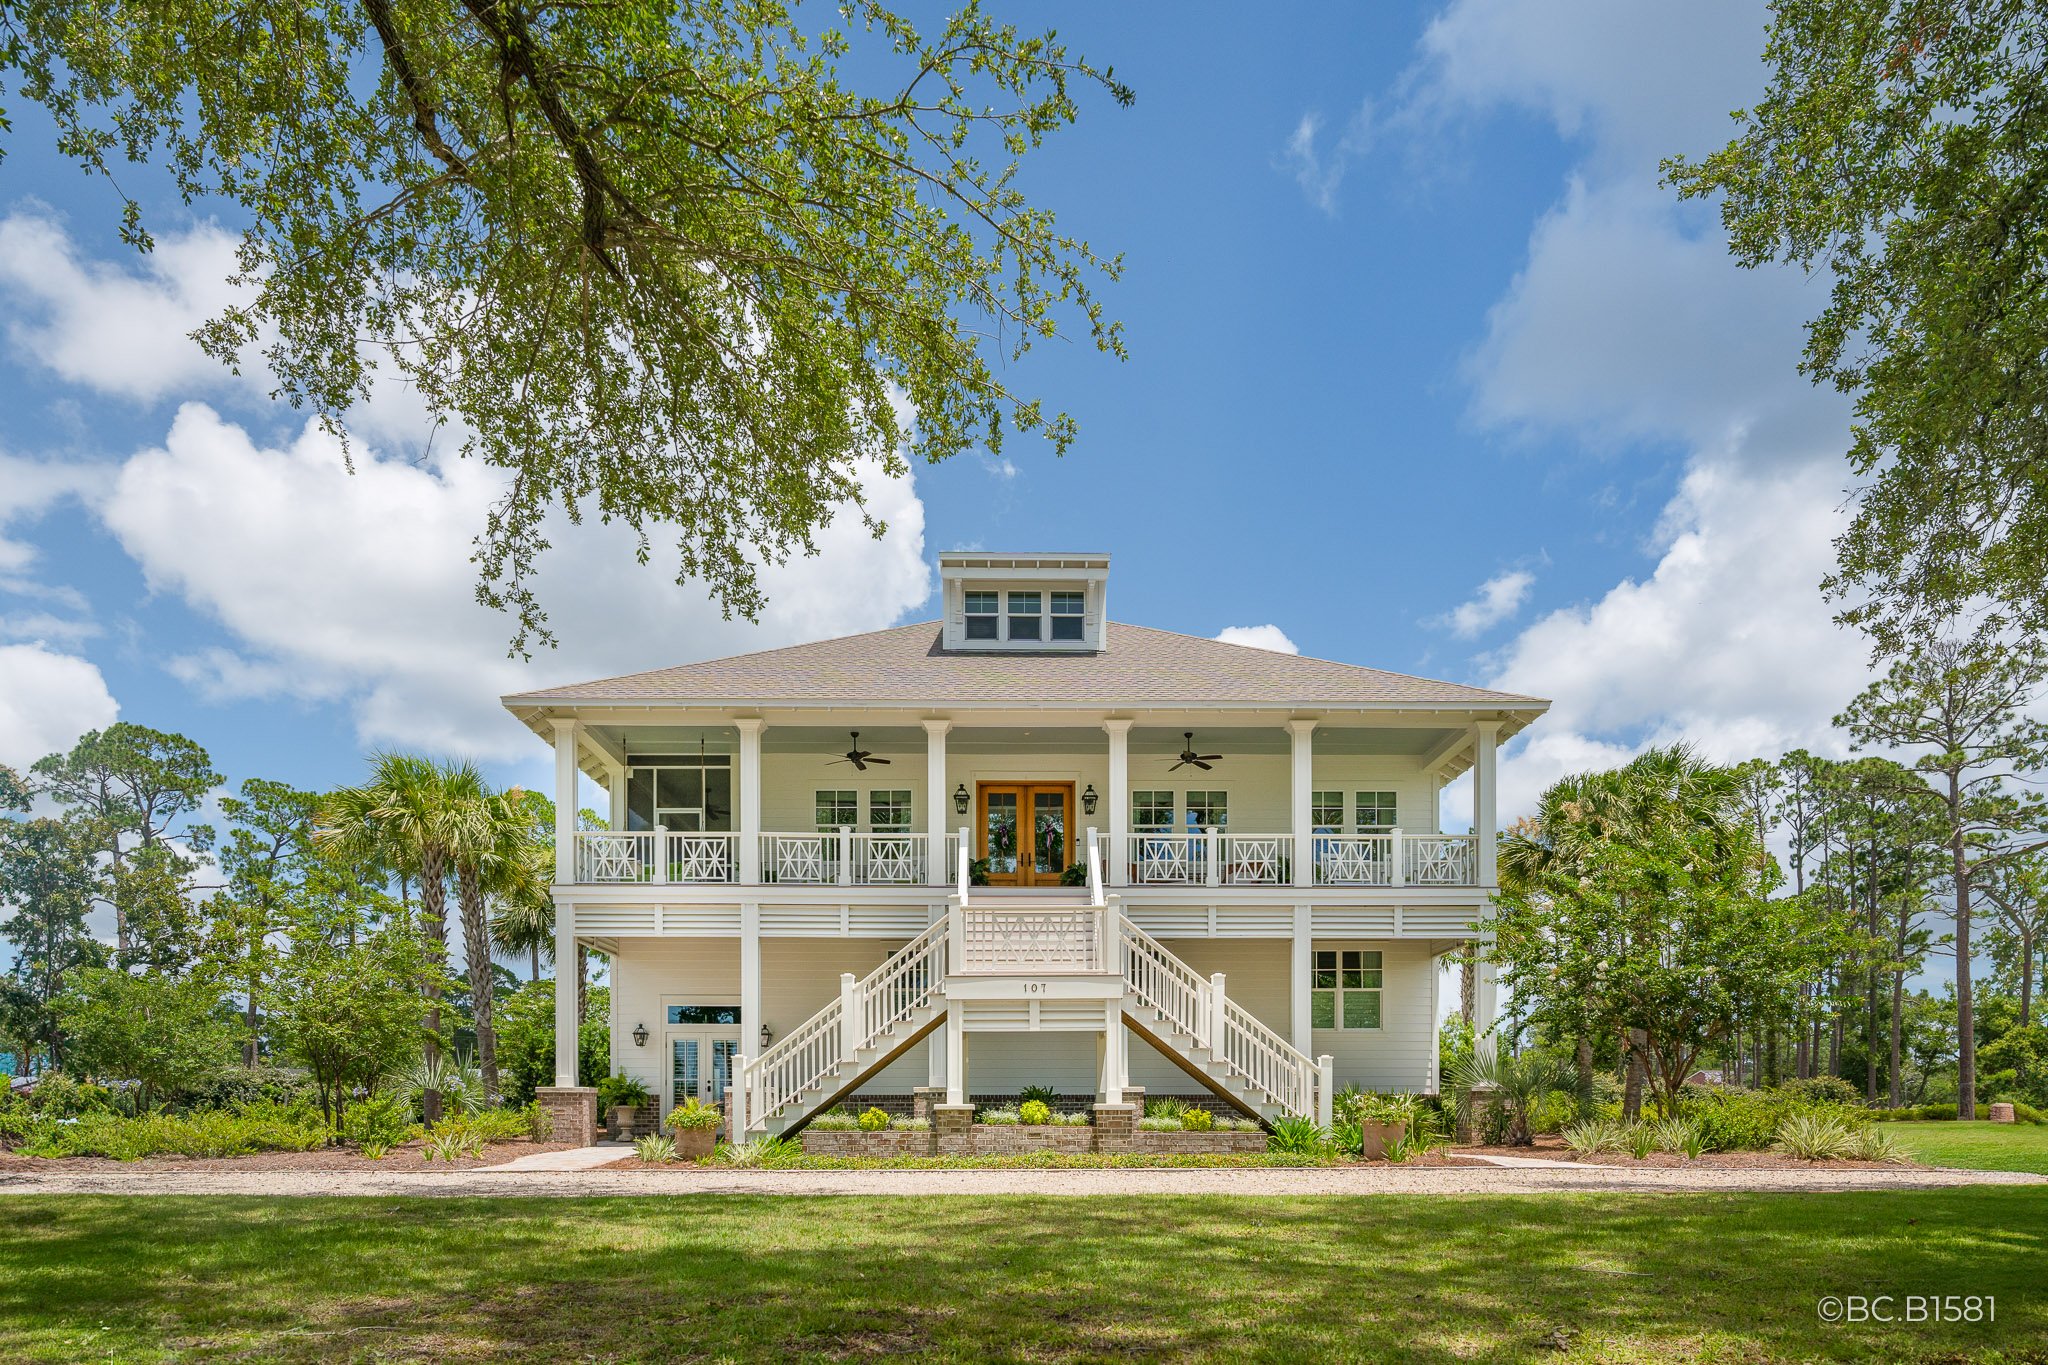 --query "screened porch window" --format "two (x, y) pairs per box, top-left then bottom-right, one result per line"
(625, 757), (732, 832)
